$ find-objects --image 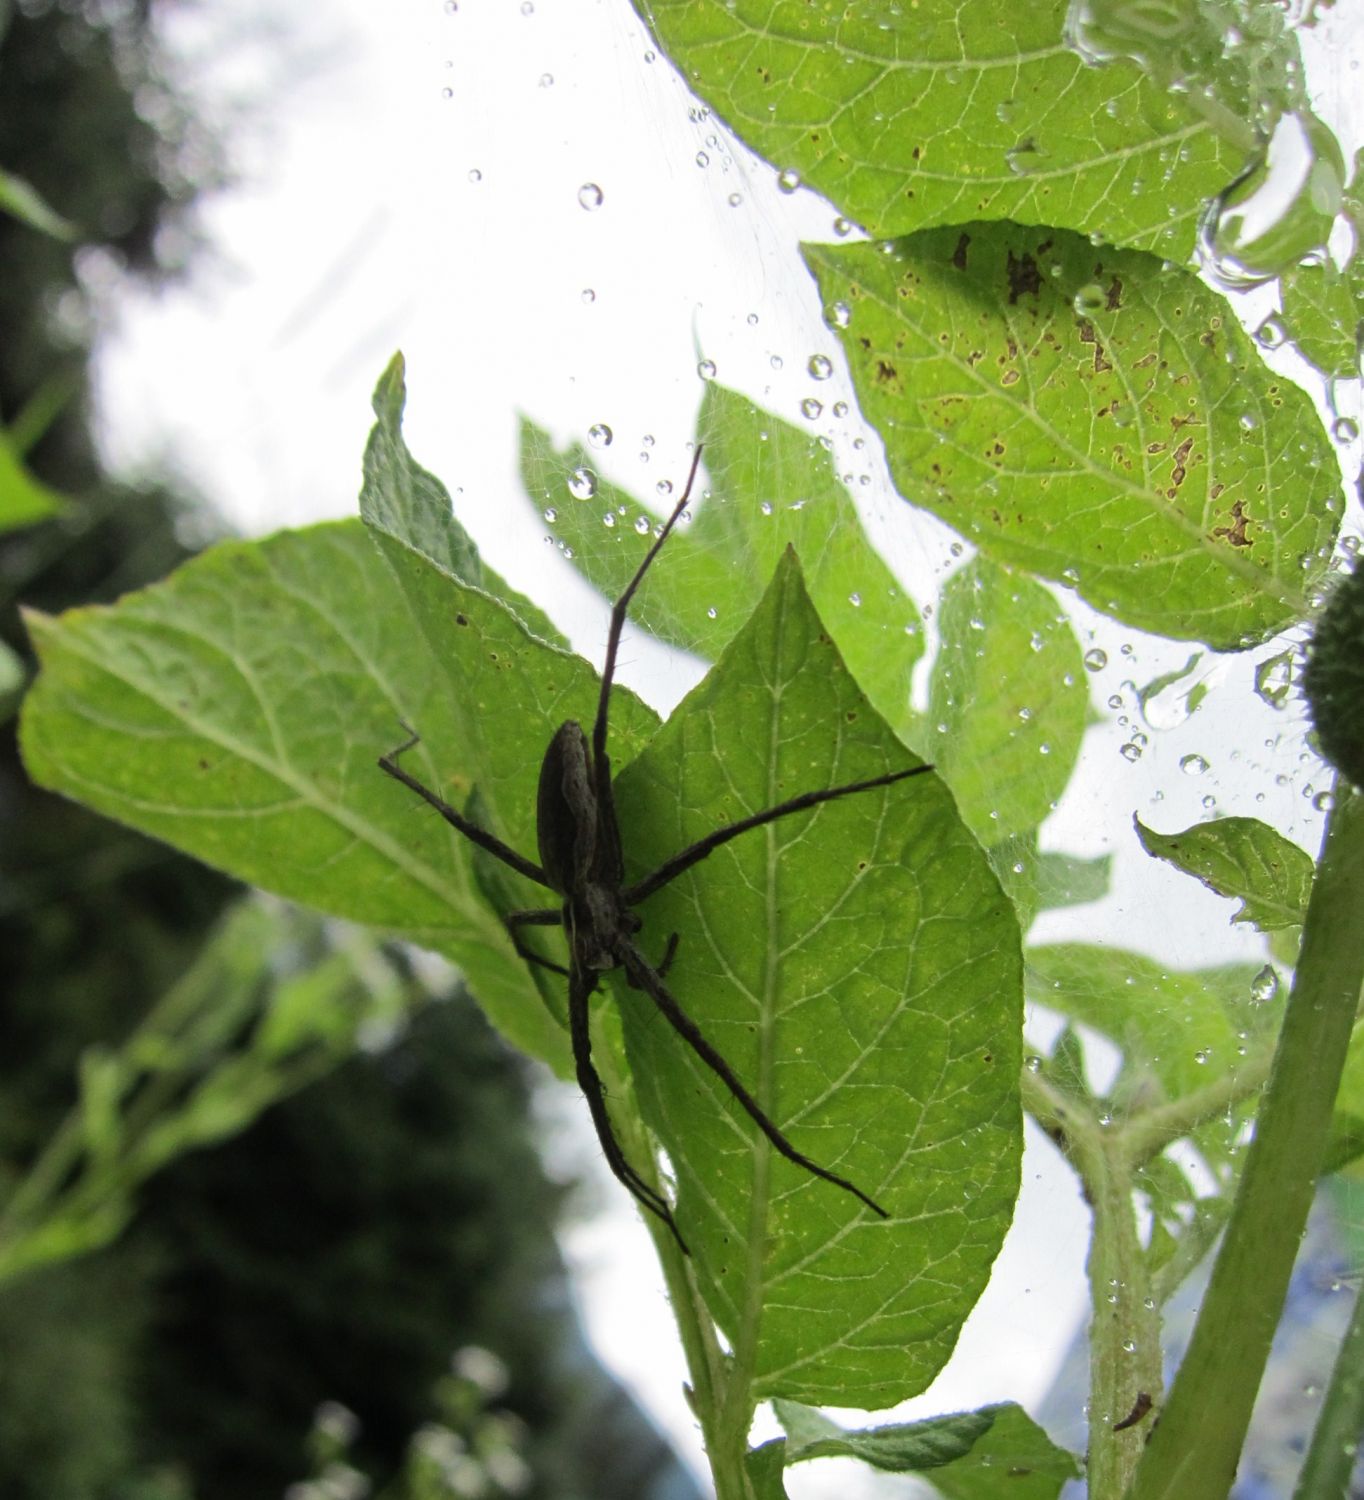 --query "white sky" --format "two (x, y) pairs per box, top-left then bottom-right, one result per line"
(89, 1), (1364, 1493)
